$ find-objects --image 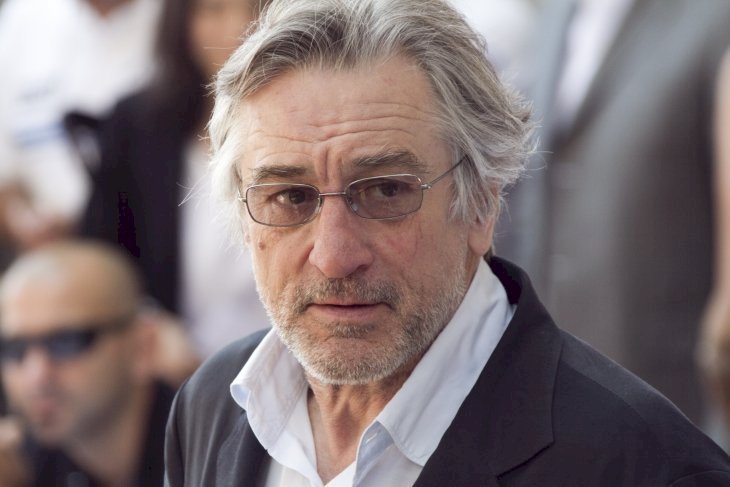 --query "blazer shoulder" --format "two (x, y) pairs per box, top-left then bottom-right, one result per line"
(165, 330), (268, 485)
(553, 332), (730, 476)
(169, 329), (267, 441)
